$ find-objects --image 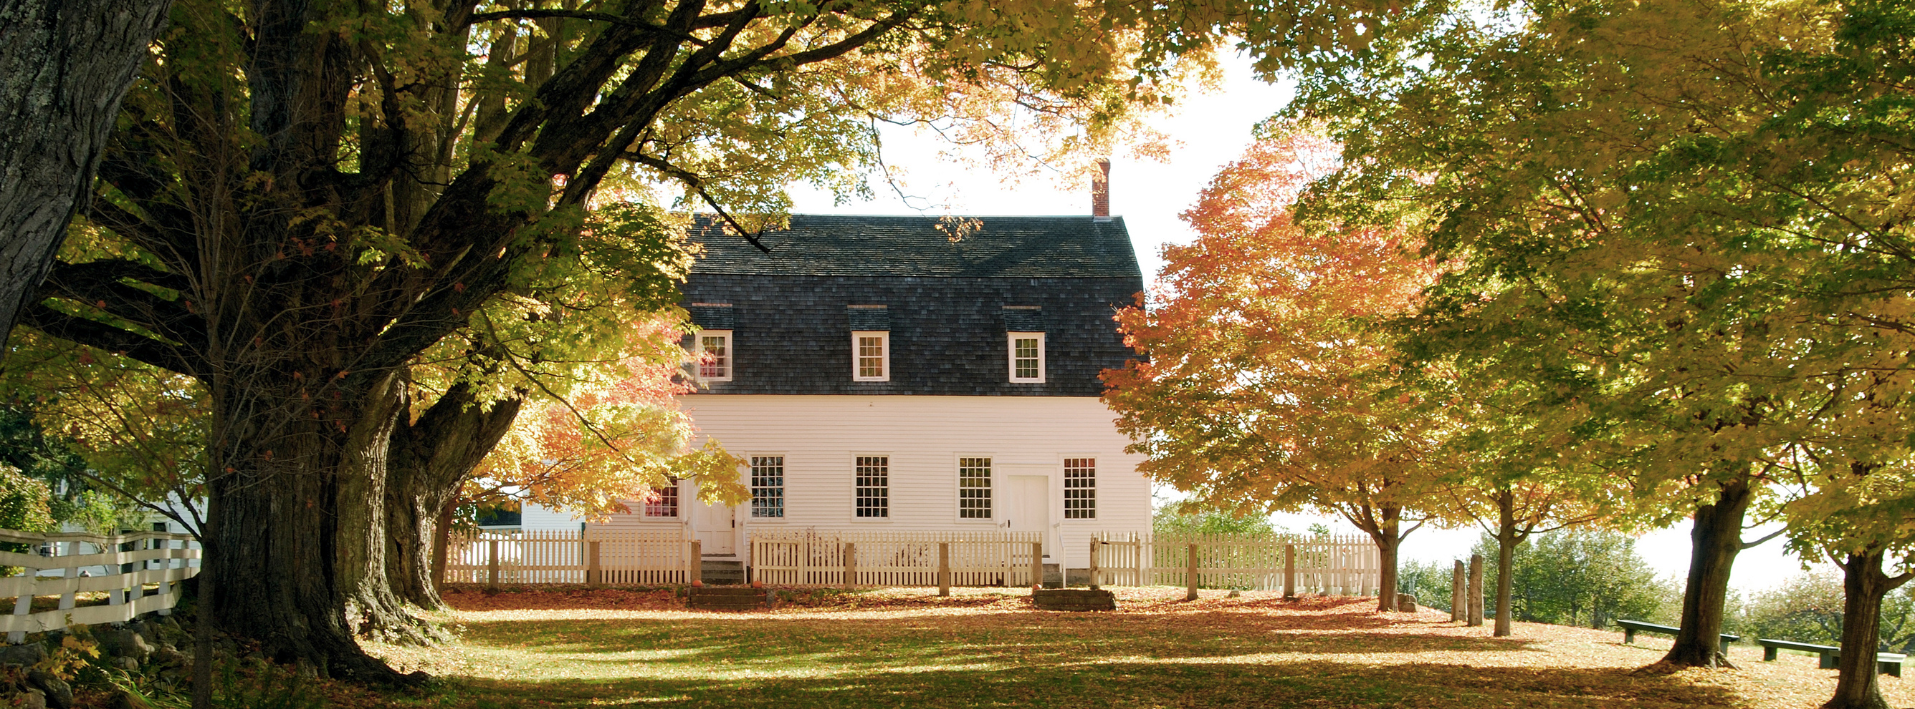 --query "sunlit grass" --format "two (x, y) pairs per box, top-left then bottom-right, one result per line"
(354, 586), (1909, 709)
